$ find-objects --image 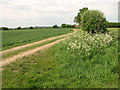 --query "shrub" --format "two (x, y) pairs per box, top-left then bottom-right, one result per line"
(53, 25), (58, 28)
(61, 23), (75, 28)
(30, 26), (33, 29)
(1, 27), (9, 30)
(61, 24), (66, 28)
(81, 10), (107, 33)
(17, 27), (21, 30)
